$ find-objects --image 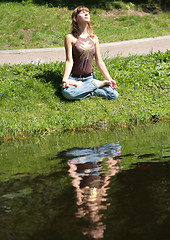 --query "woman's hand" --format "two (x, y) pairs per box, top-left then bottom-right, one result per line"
(110, 79), (118, 89)
(62, 80), (70, 88)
